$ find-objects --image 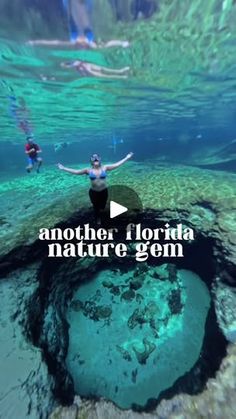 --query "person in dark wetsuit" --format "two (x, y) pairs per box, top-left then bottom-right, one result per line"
(131, 0), (158, 20)
(61, 60), (130, 78)
(57, 152), (133, 224)
(25, 136), (43, 173)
